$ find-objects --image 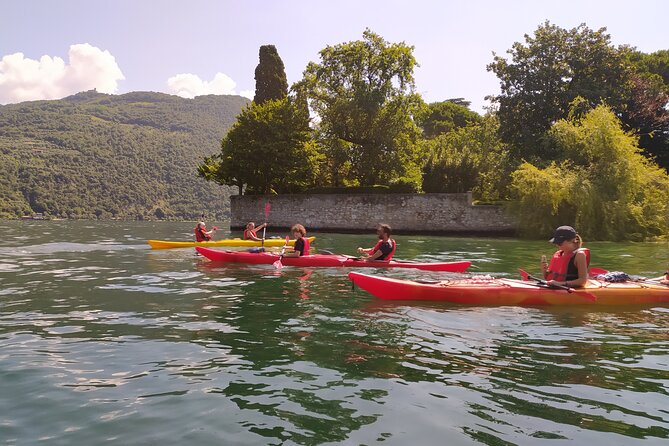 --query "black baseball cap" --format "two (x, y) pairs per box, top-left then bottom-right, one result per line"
(549, 226), (577, 244)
